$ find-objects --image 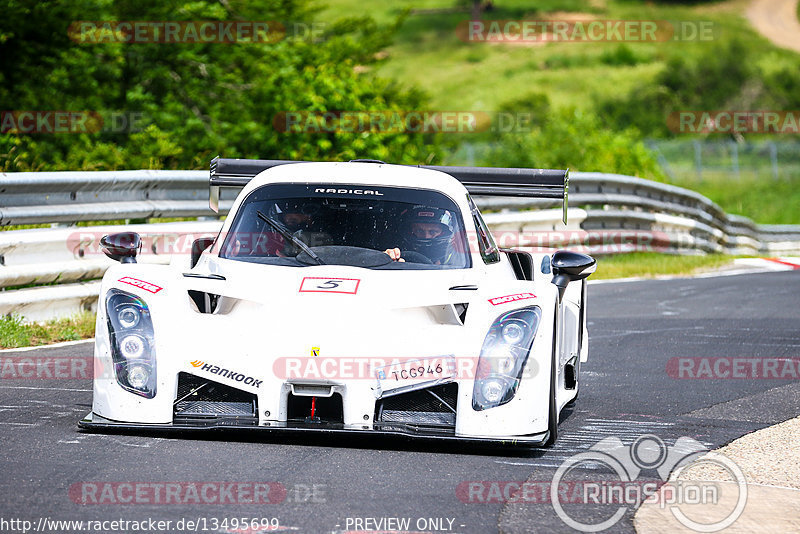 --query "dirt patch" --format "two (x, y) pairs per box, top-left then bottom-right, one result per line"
(746, 0), (800, 53)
